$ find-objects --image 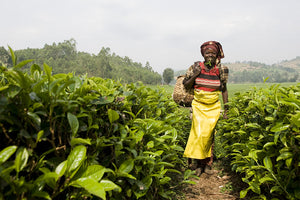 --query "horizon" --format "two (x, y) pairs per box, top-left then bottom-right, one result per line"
(1, 0), (300, 74)
(3, 41), (300, 74)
